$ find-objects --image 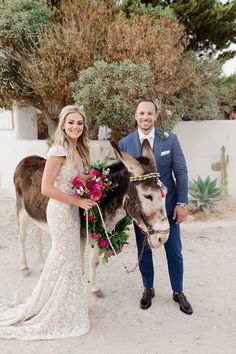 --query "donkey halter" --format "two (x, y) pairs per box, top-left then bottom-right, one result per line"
(128, 172), (167, 245)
